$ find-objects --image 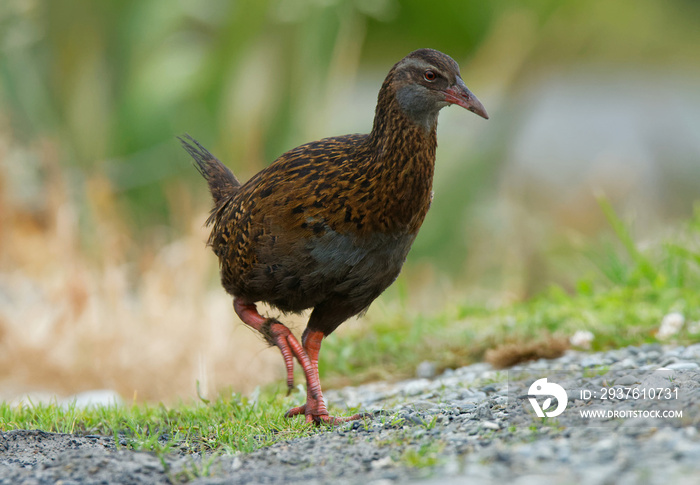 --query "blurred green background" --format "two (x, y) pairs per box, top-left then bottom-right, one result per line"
(1, 0), (699, 297)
